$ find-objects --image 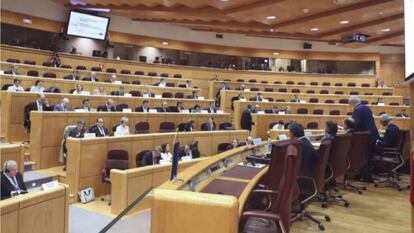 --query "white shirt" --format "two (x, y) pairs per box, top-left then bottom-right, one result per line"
(72, 90), (83, 95)
(161, 152), (172, 160)
(36, 100), (43, 111)
(30, 86), (44, 93)
(7, 85), (24, 92)
(114, 125), (129, 136)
